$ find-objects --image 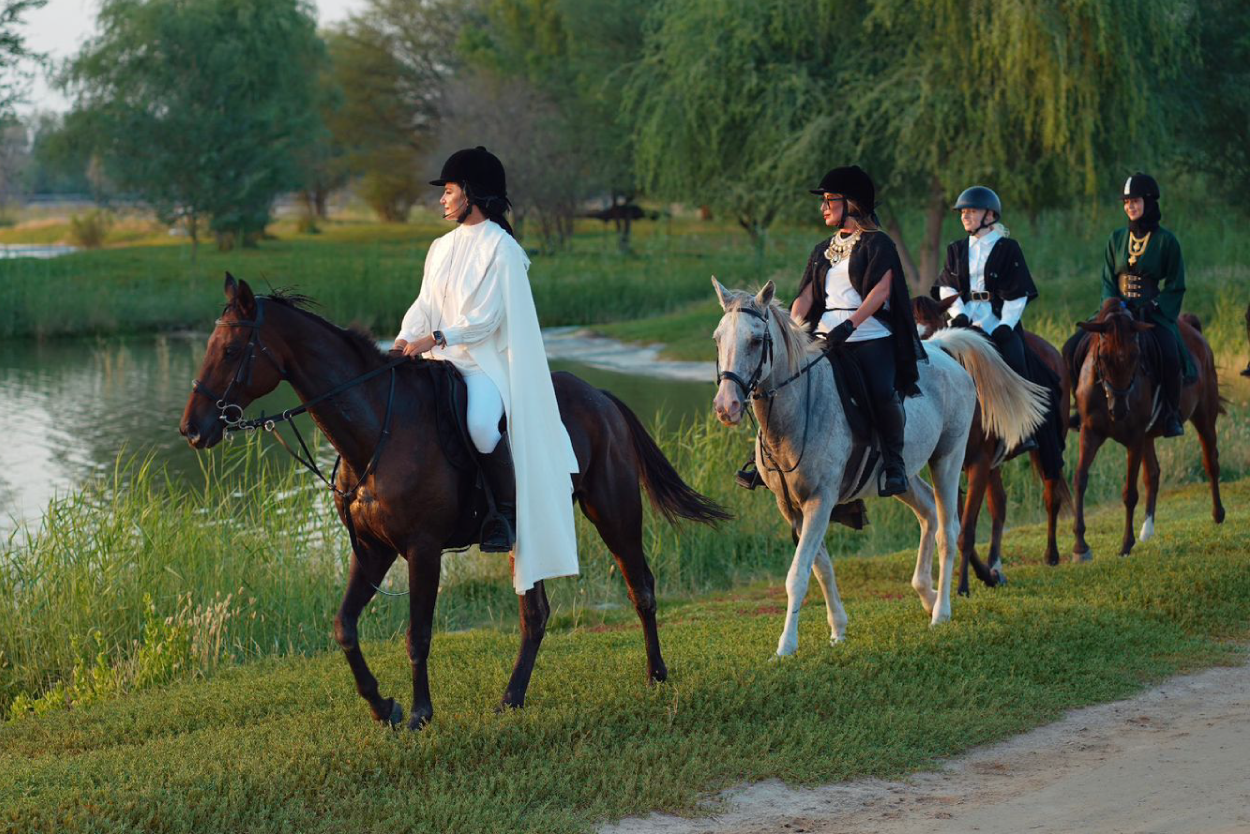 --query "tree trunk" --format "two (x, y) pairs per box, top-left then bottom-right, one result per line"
(884, 207), (920, 294)
(916, 175), (947, 297)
